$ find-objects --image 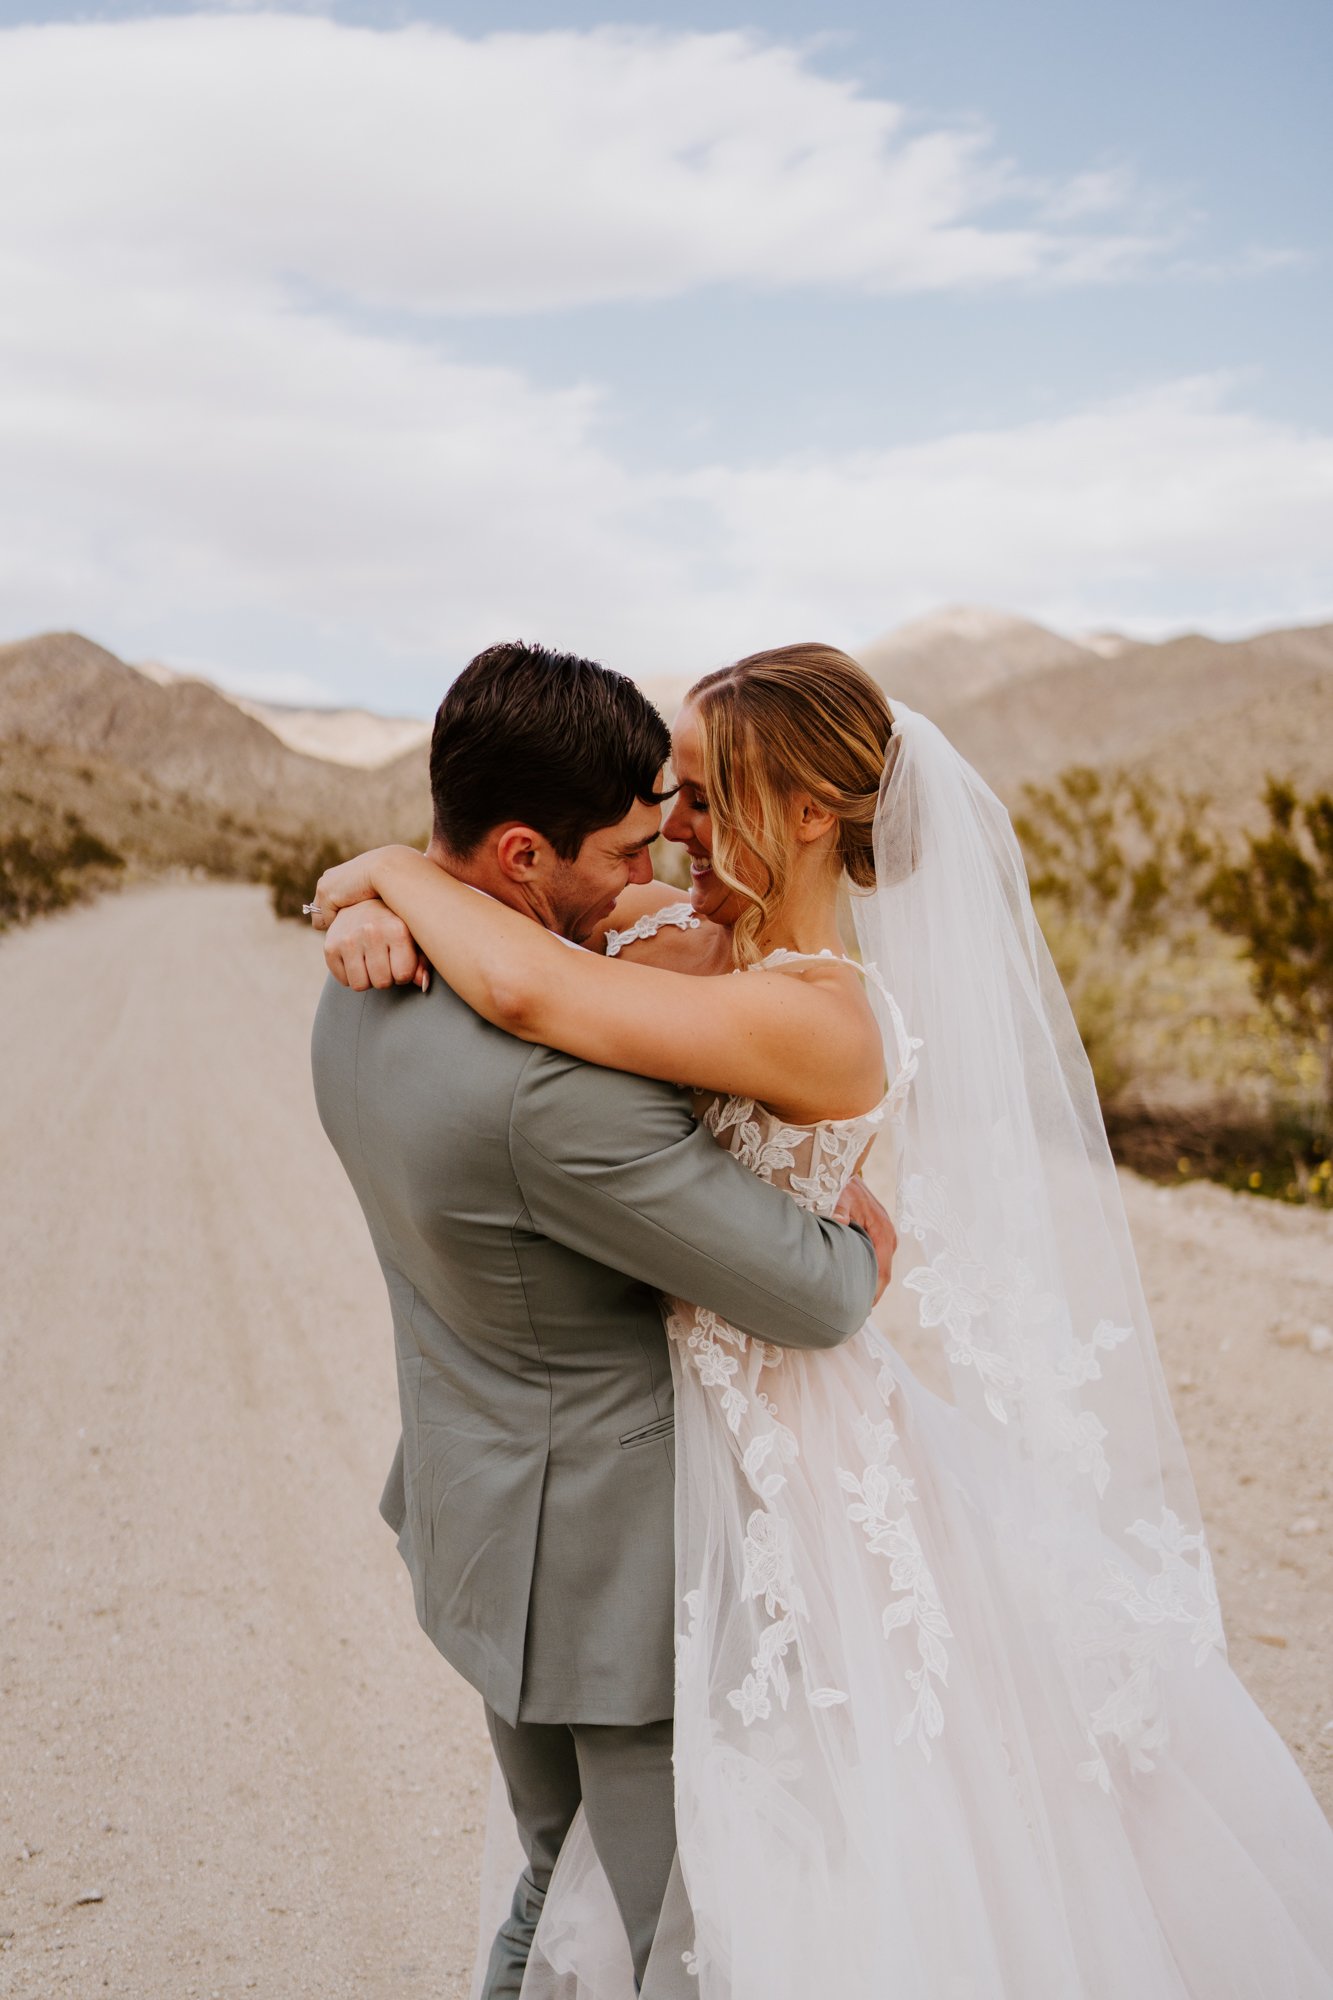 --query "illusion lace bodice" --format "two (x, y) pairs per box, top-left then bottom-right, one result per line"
(604, 899), (920, 1216)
